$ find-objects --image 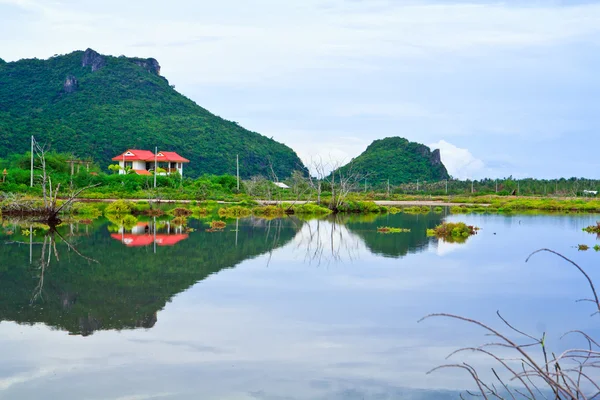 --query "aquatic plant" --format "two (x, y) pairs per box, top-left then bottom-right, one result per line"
(170, 207), (193, 217)
(421, 249), (600, 400)
(427, 222), (478, 243)
(583, 222), (600, 233)
(433, 206), (443, 213)
(144, 208), (165, 217)
(578, 244), (590, 251)
(105, 213), (138, 230)
(209, 220), (226, 230)
(388, 206), (402, 214)
(594, 245), (600, 252)
(218, 206), (252, 218)
(171, 216), (187, 226)
(290, 203), (332, 215)
(337, 201), (384, 213)
(253, 205), (285, 217)
(71, 203), (103, 219)
(377, 227), (411, 233)
(403, 206), (430, 214)
(104, 200), (133, 214)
